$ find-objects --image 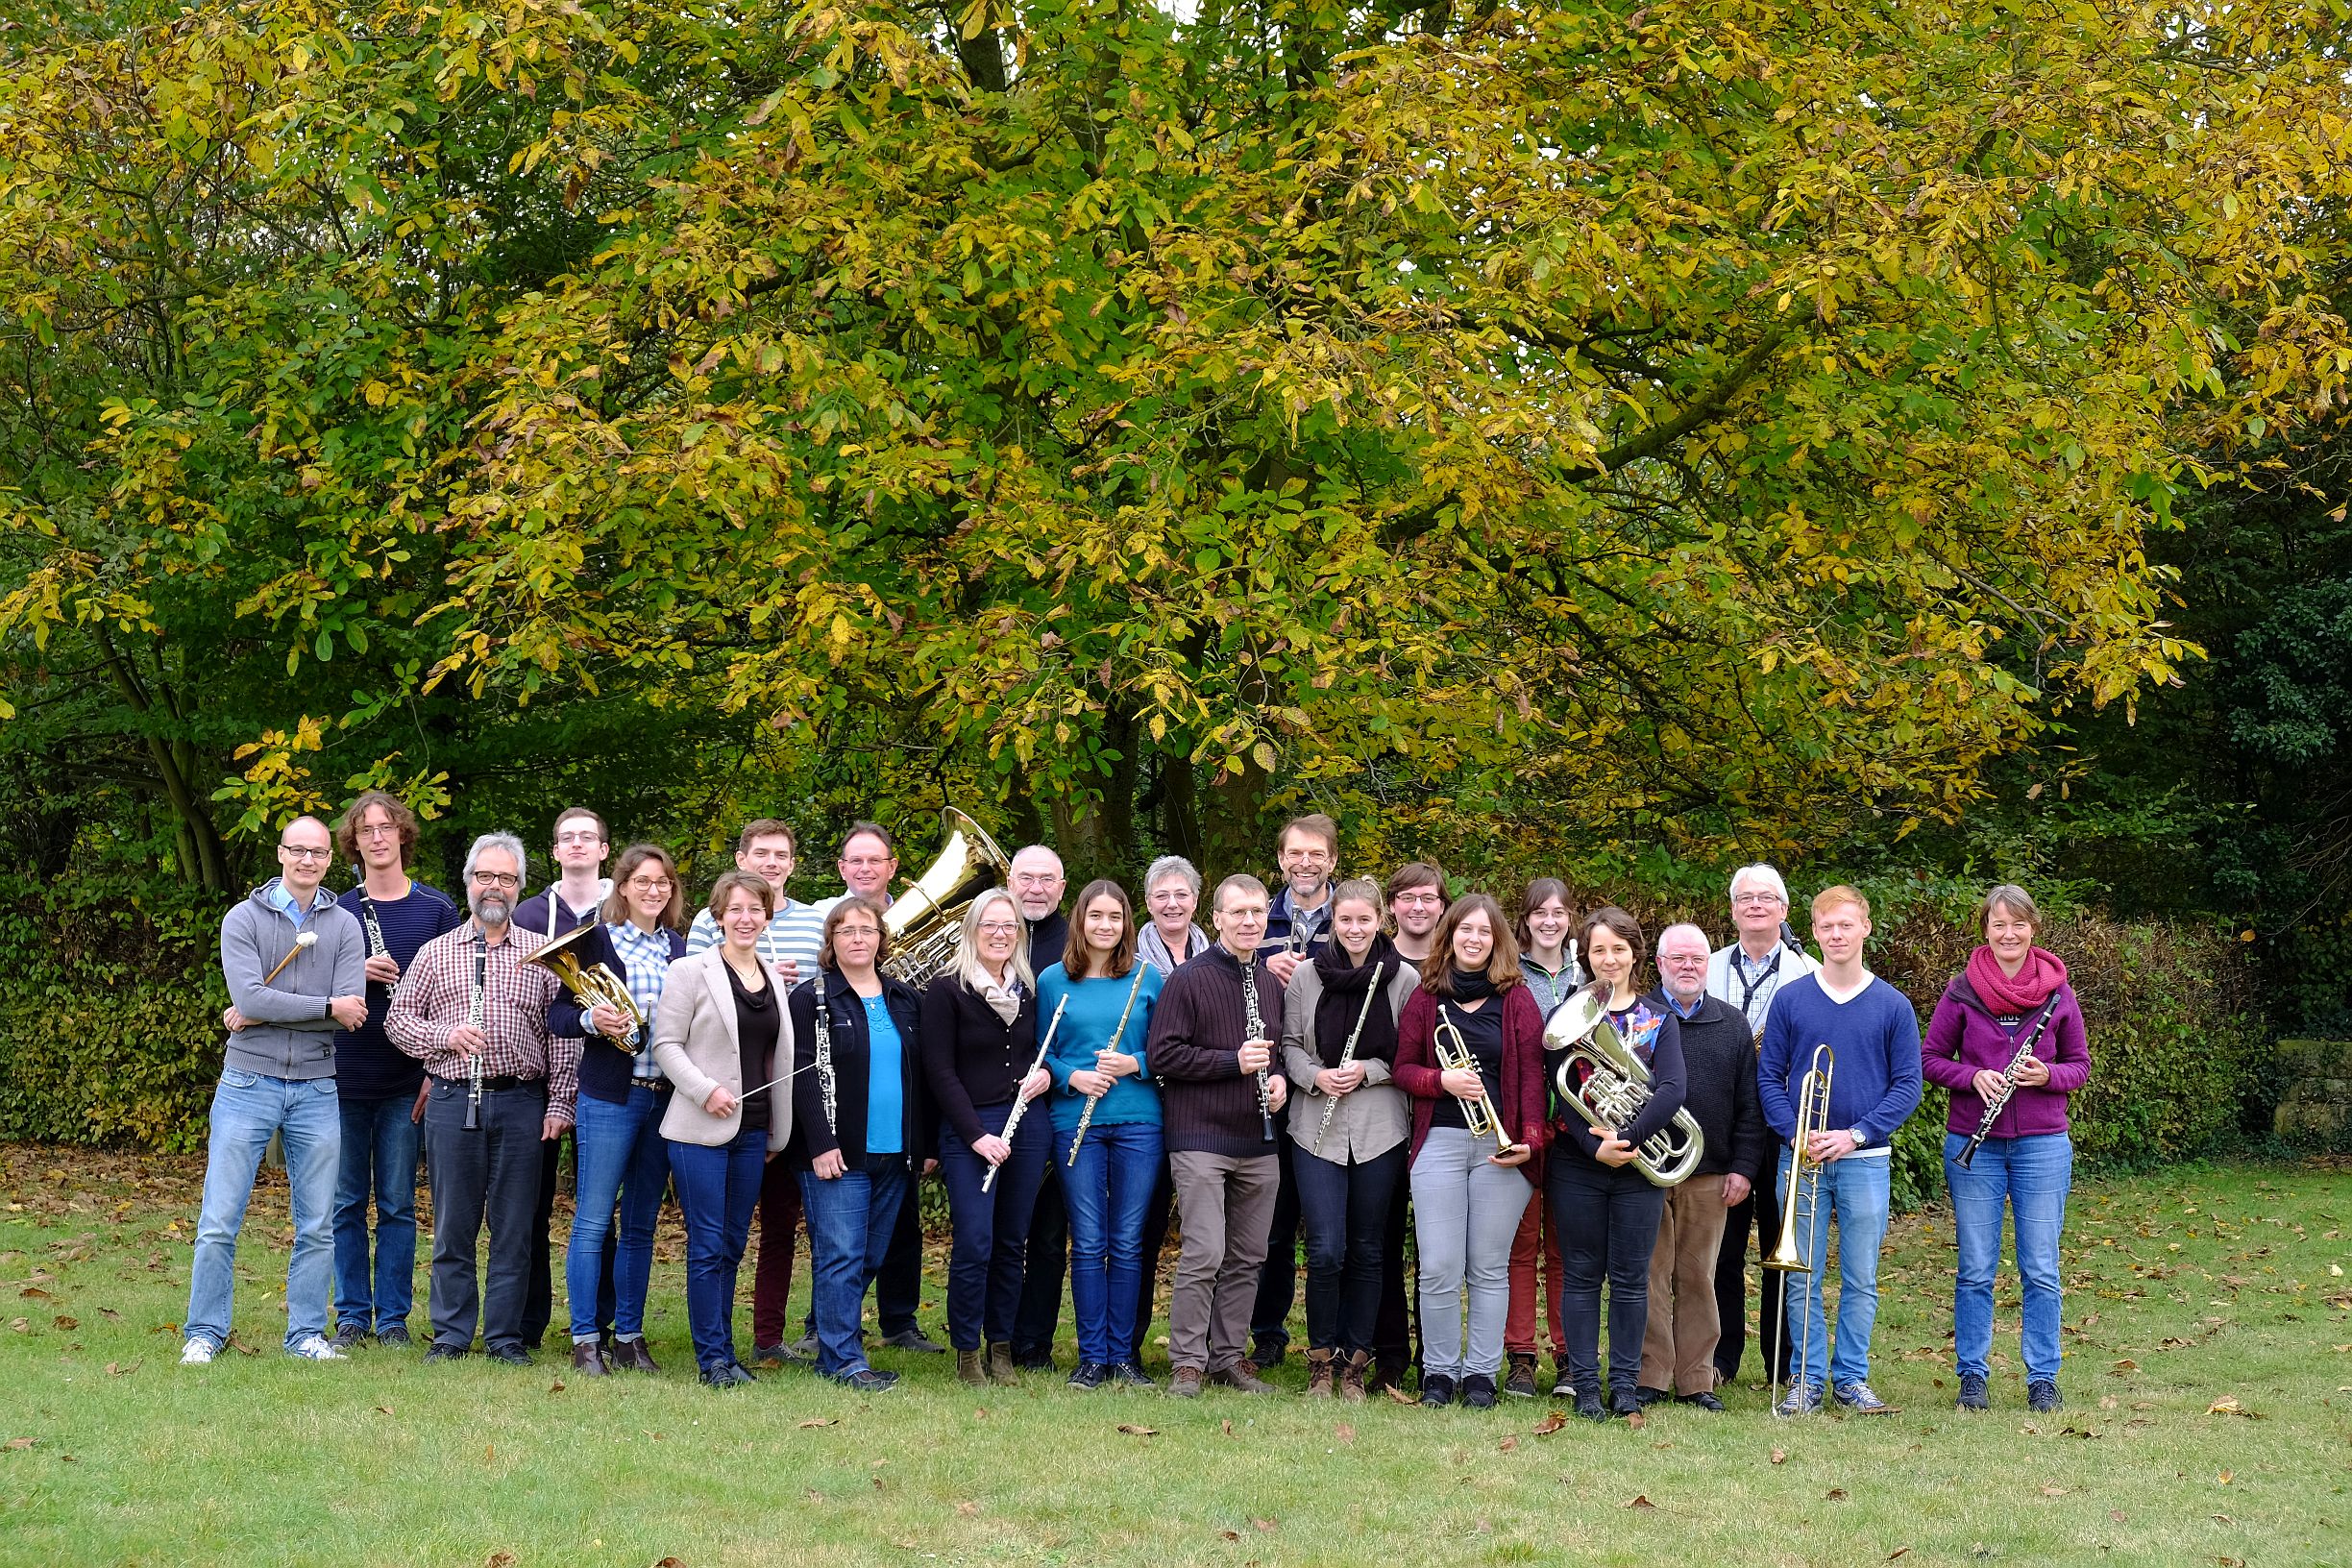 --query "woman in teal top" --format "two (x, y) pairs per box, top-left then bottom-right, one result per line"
(1038, 878), (1164, 1389)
